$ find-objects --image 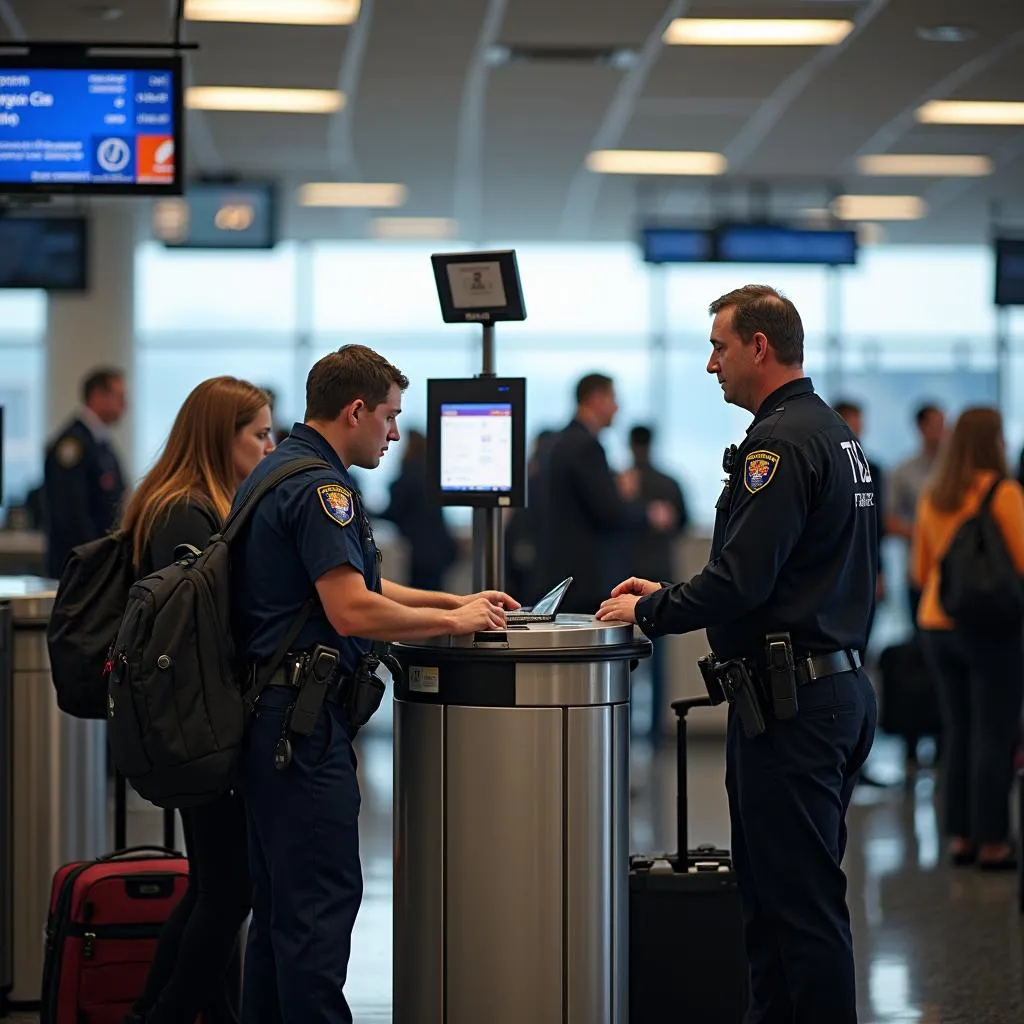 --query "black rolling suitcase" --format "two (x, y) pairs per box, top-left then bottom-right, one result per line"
(629, 695), (749, 1024)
